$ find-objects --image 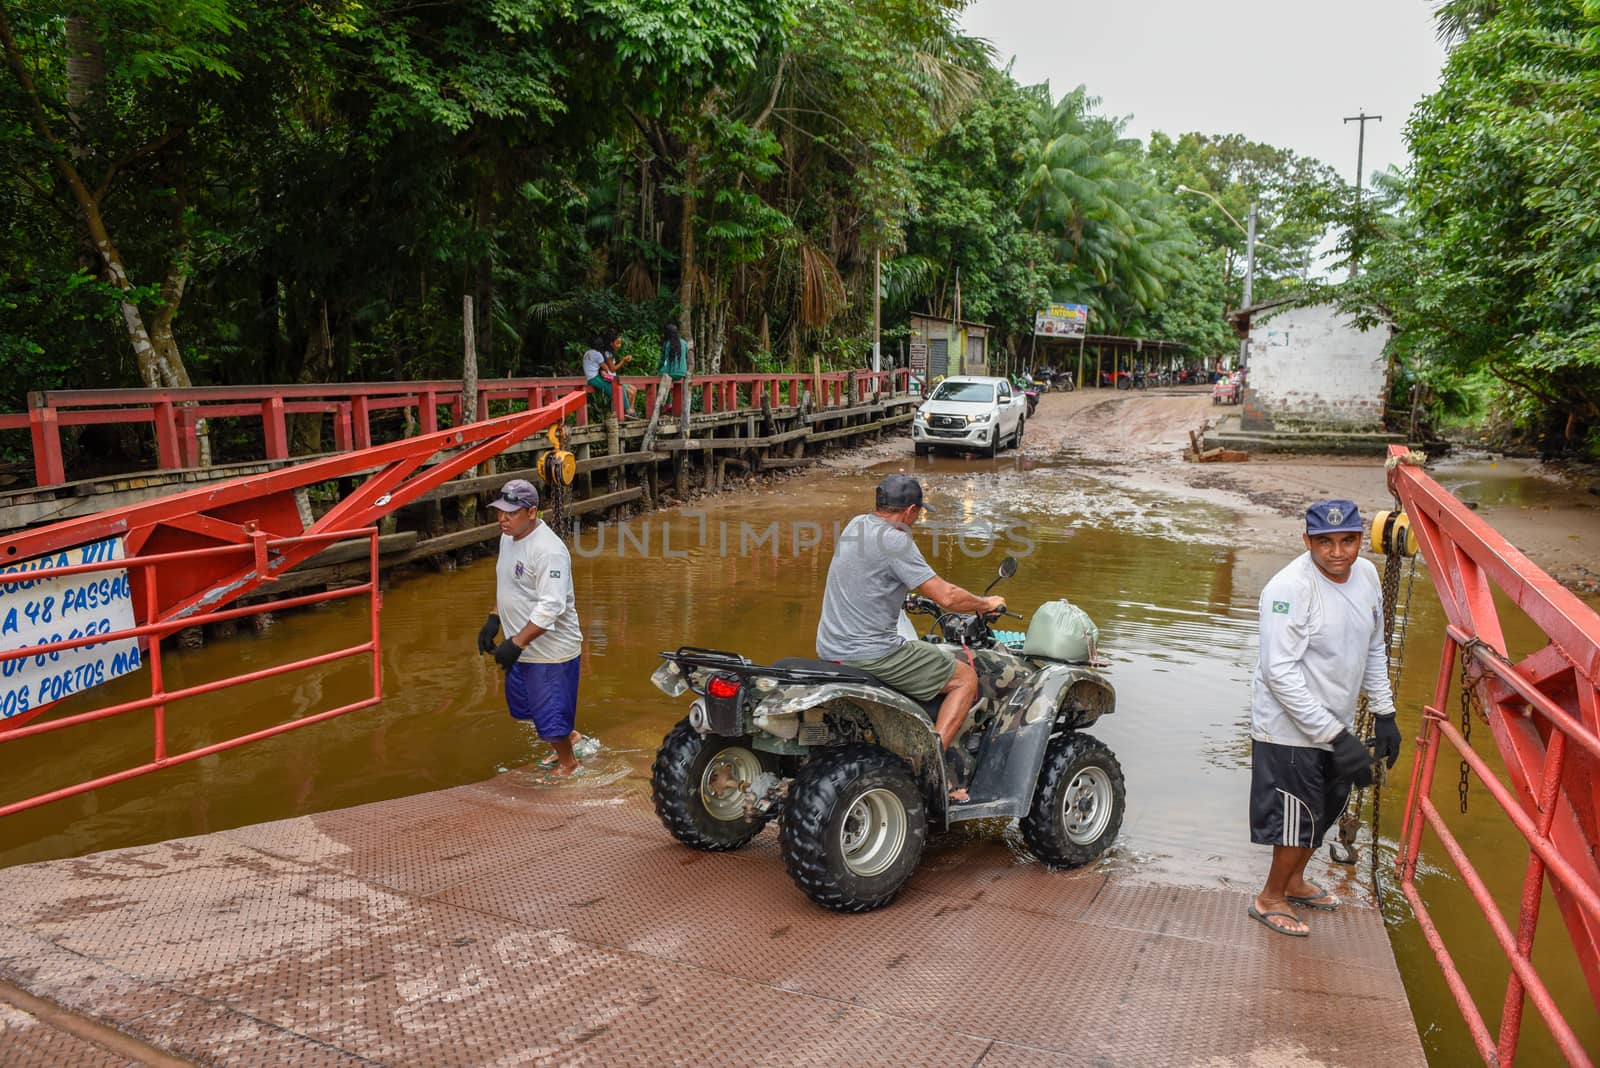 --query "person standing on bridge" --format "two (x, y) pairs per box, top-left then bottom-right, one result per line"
(643, 324), (690, 441)
(477, 478), (586, 777)
(1248, 499), (1403, 936)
